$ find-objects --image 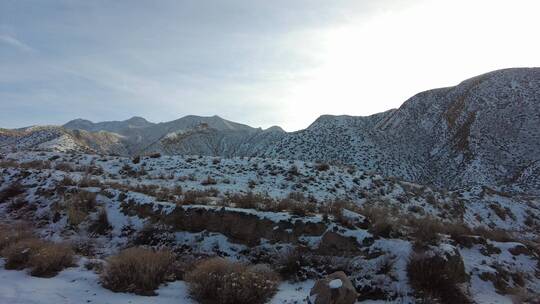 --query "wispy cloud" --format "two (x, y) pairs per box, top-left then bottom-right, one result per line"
(0, 34), (35, 53)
